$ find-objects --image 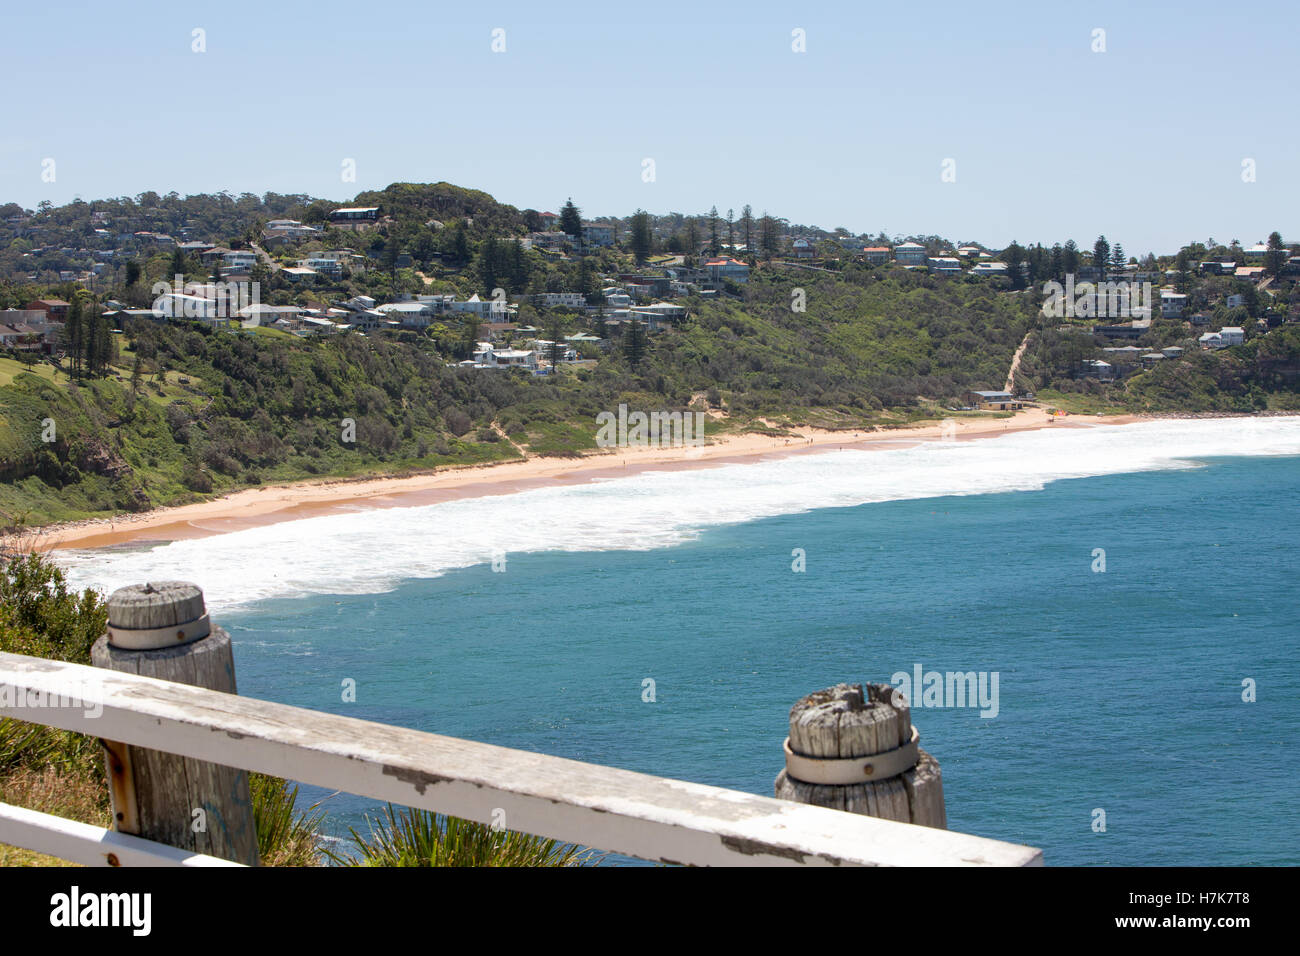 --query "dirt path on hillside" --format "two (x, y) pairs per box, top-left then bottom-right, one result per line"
(1005, 330), (1032, 392)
